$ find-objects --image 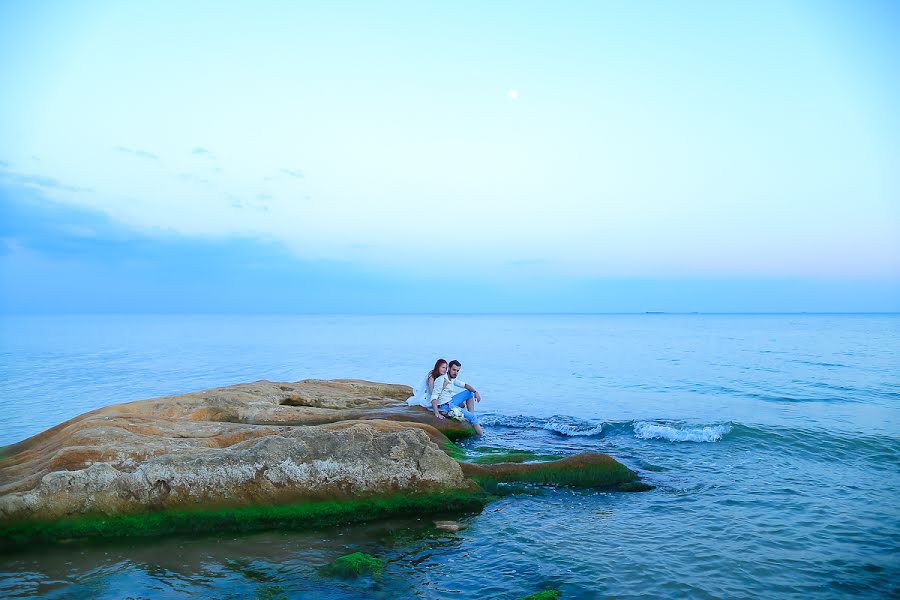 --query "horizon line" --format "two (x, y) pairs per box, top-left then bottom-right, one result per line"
(1, 311), (898, 317)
